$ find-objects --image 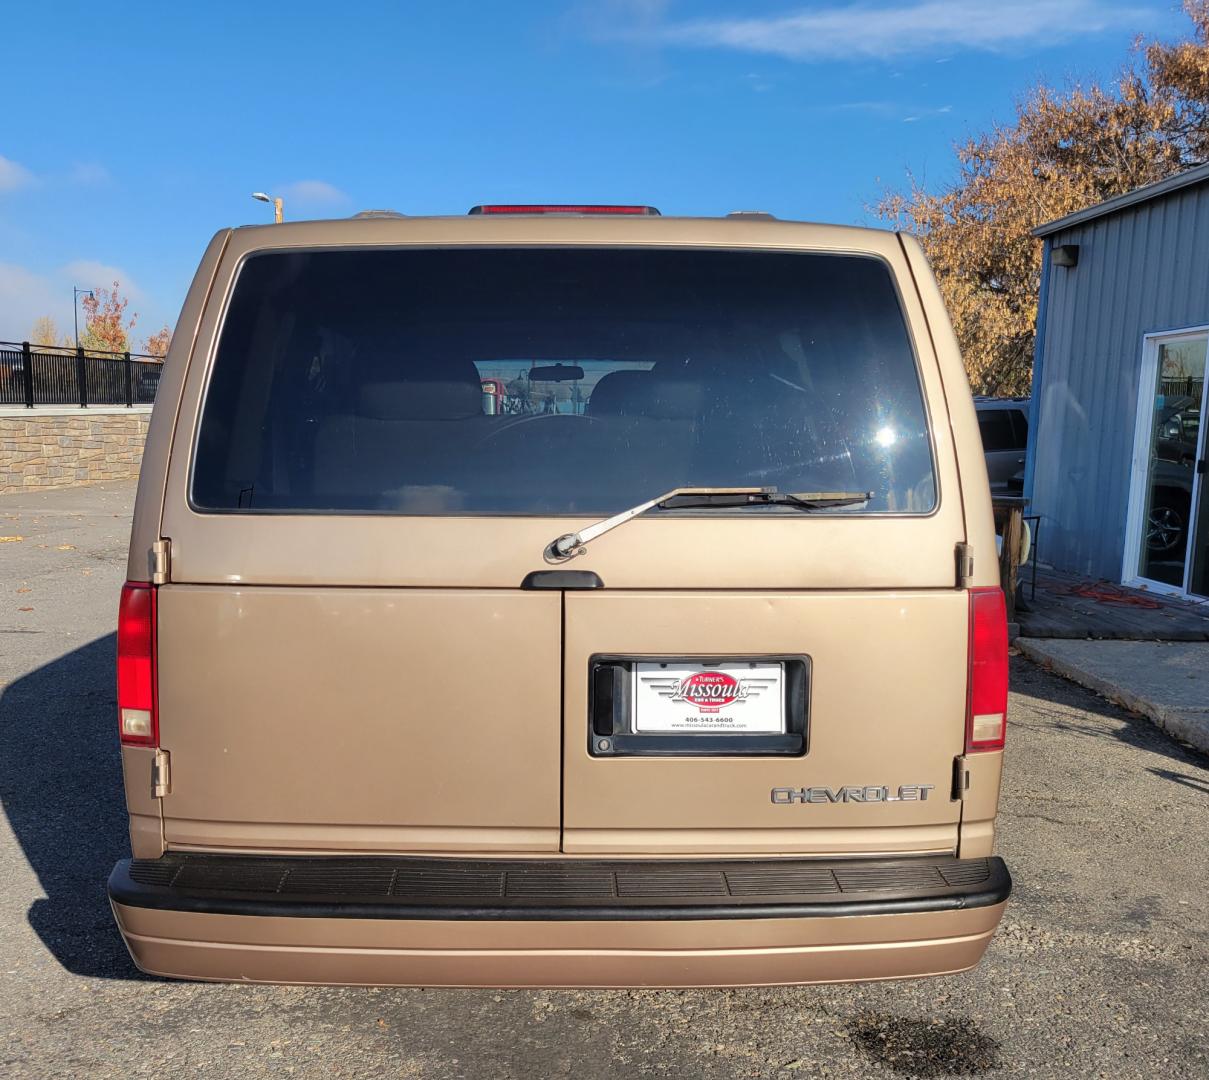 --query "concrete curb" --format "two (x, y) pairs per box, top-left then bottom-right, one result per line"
(1016, 638), (1209, 755)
